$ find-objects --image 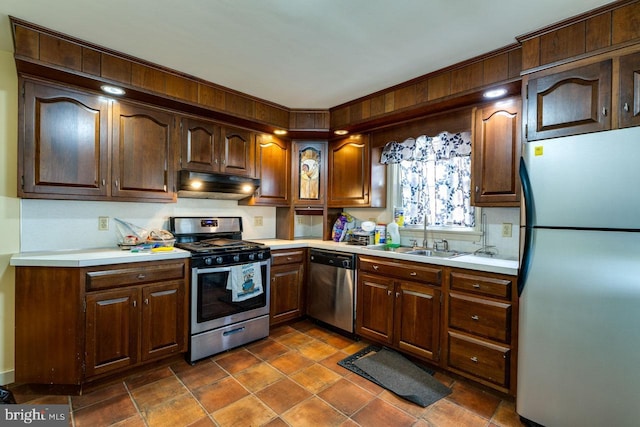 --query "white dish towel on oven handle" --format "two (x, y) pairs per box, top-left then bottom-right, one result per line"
(227, 262), (263, 302)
